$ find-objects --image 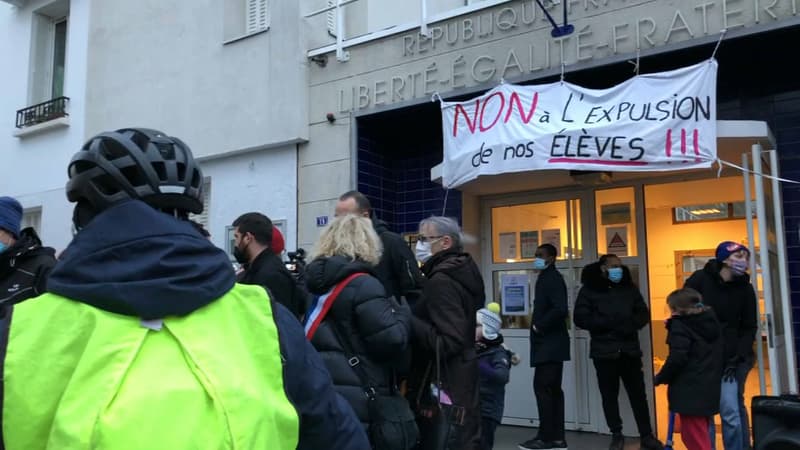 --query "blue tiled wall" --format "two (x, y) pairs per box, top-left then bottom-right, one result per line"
(357, 134), (461, 235)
